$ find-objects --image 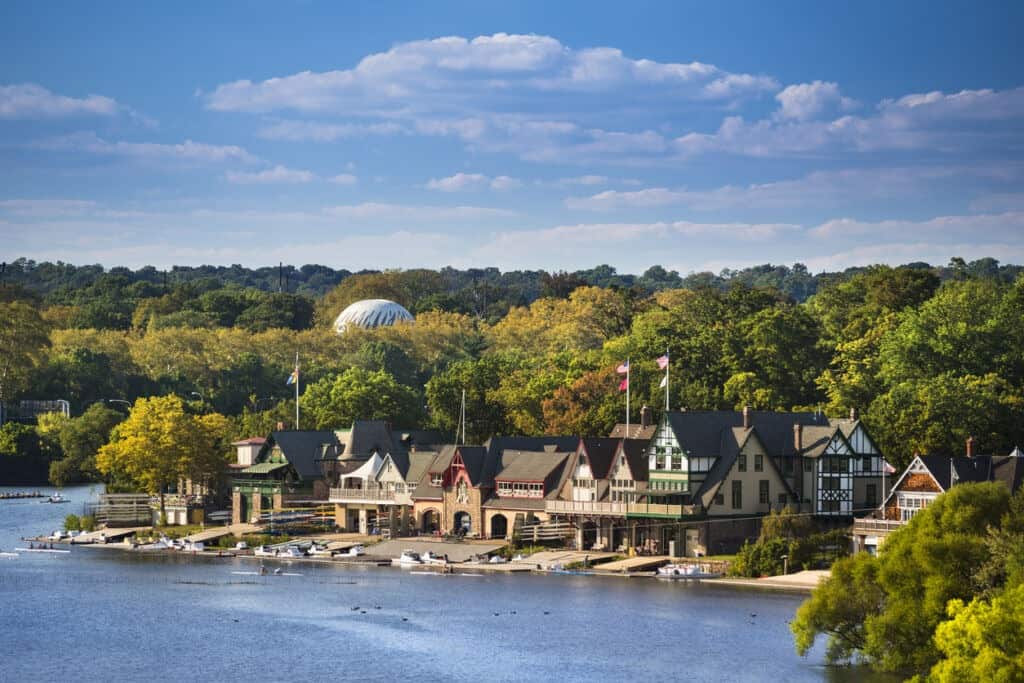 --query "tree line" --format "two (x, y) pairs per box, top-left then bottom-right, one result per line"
(1, 257), (1023, 488)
